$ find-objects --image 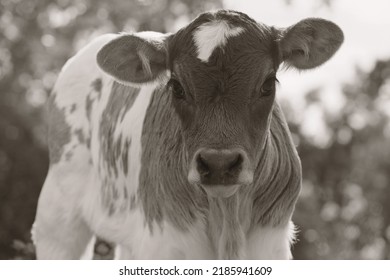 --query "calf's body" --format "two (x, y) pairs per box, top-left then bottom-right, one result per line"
(32, 10), (343, 259)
